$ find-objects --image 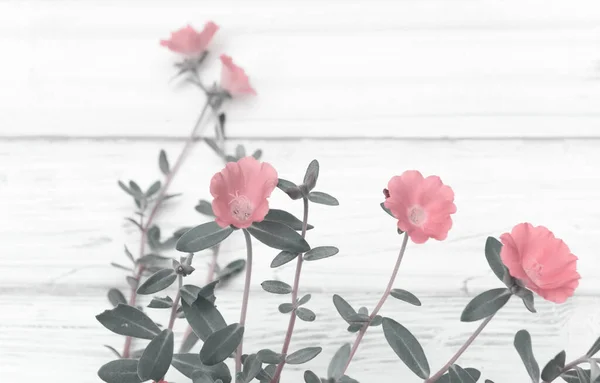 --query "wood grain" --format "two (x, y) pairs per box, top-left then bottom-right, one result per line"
(3, 0), (600, 138)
